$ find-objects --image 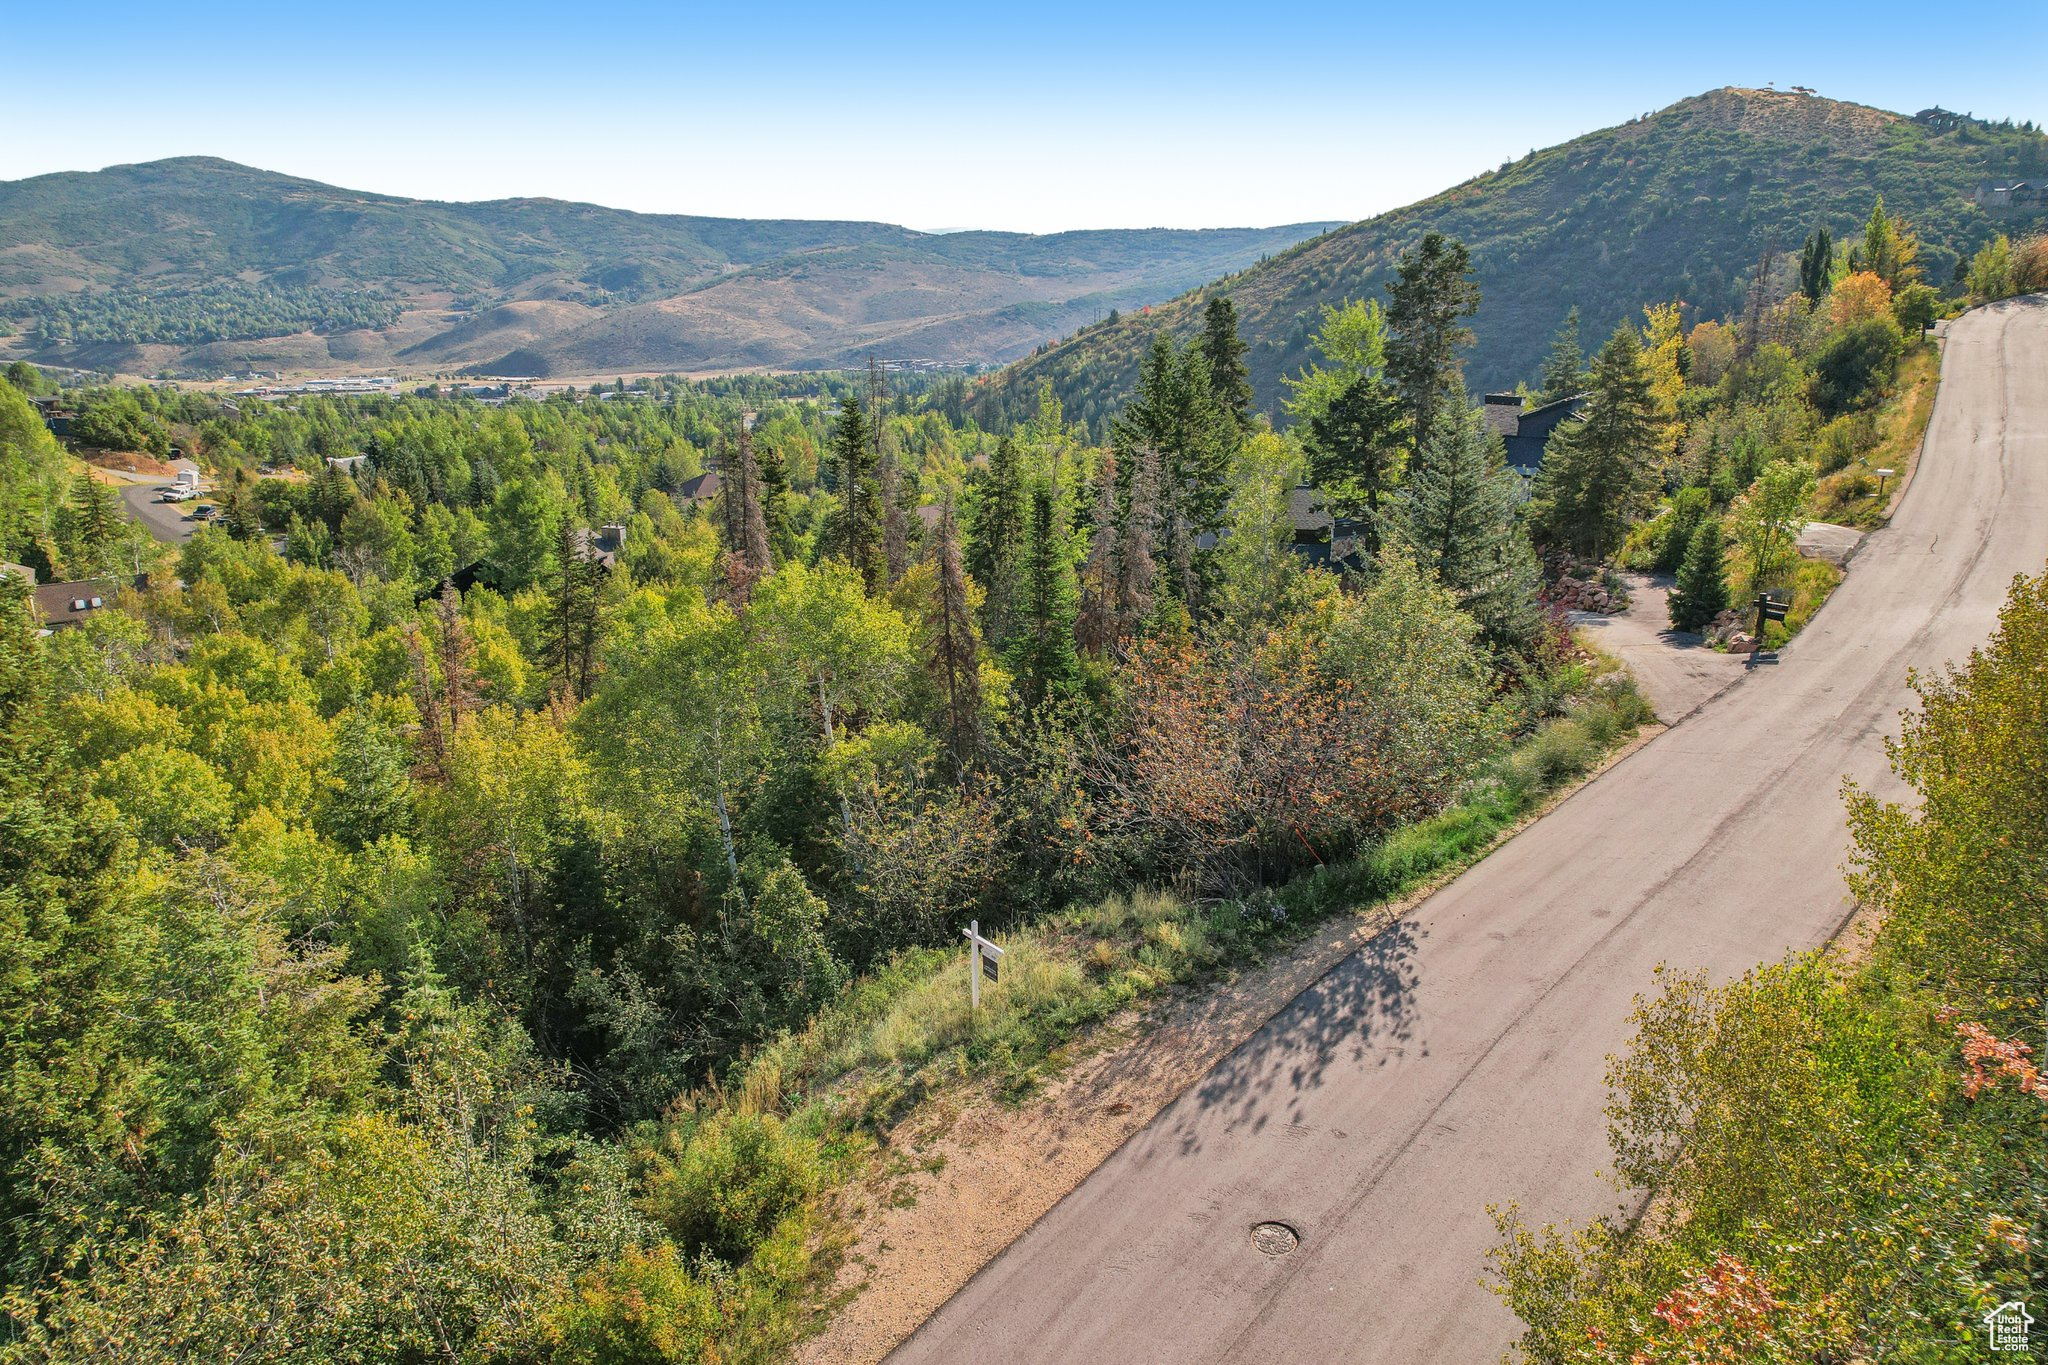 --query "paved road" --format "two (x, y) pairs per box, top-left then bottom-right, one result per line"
(1568, 572), (1746, 722)
(111, 459), (205, 544)
(894, 297), (2048, 1364)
